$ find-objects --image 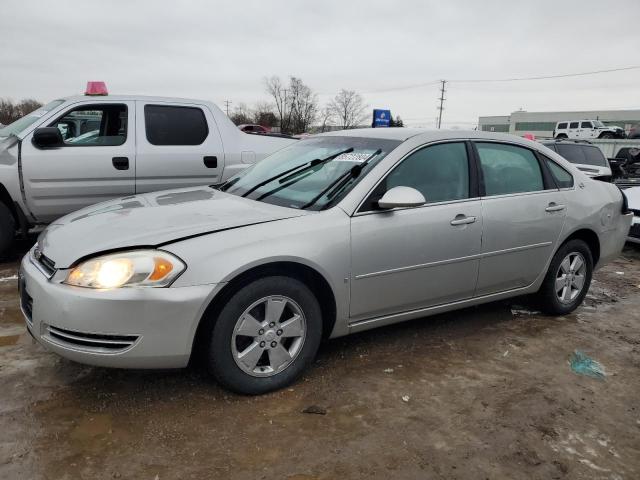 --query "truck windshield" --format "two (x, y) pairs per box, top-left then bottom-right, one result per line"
(221, 136), (400, 210)
(592, 120), (606, 128)
(0, 100), (65, 138)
